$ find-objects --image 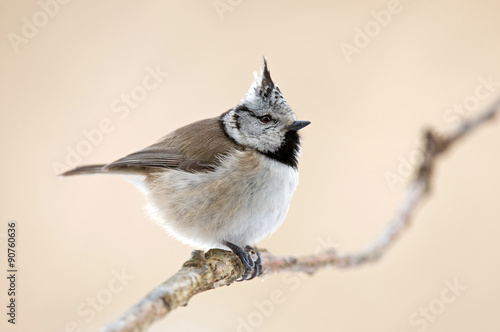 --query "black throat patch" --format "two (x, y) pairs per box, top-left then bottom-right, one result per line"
(260, 131), (301, 169)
